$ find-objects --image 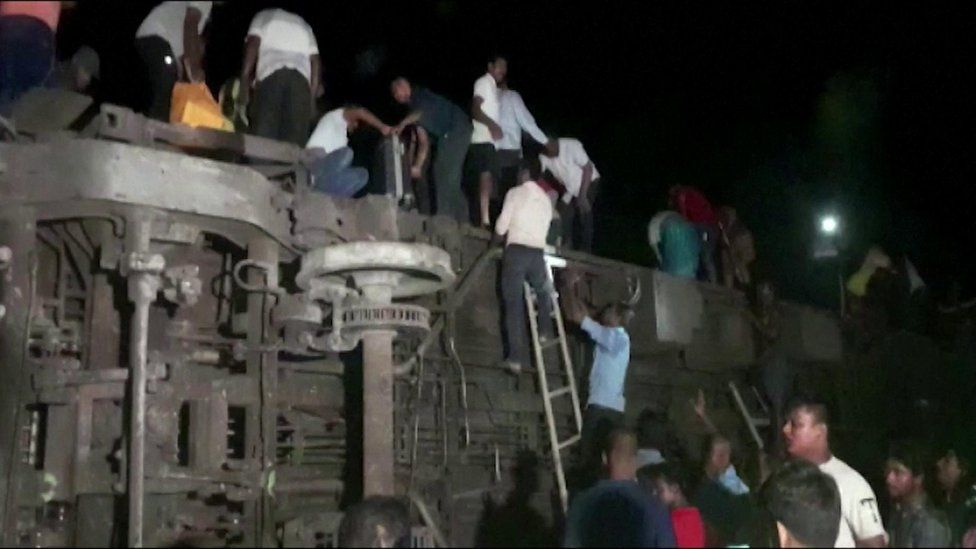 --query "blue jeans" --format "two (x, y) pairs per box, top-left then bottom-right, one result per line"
(0, 16), (55, 115)
(309, 147), (369, 198)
